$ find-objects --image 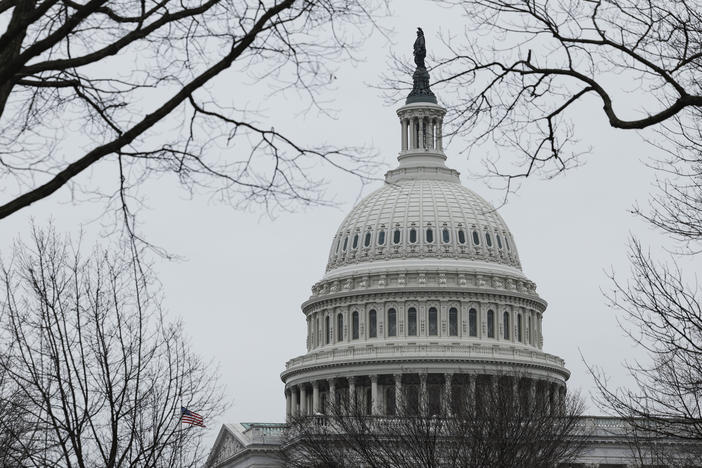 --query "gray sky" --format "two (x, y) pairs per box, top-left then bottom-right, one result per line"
(0, 0), (693, 444)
